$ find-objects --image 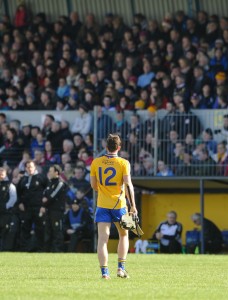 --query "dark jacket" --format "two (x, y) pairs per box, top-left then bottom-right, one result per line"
(43, 178), (67, 212)
(17, 171), (48, 208)
(0, 178), (17, 214)
(203, 218), (223, 245)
